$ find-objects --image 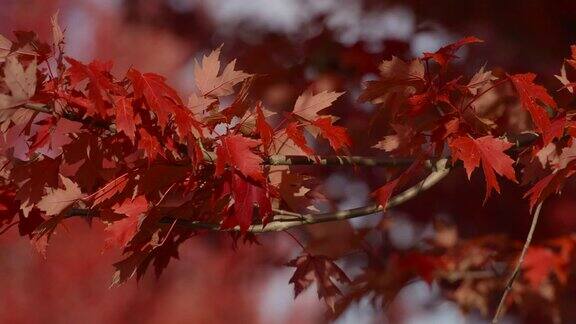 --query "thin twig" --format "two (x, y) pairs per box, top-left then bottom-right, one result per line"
(266, 155), (415, 167)
(492, 202), (544, 323)
(163, 158), (450, 233)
